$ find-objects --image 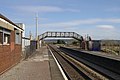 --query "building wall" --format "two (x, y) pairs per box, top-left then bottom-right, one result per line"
(0, 30), (22, 73)
(16, 23), (26, 51)
(22, 39), (30, 51)
(16, 23), (25, 37)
